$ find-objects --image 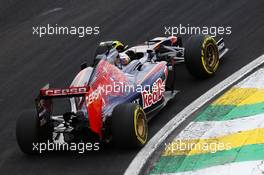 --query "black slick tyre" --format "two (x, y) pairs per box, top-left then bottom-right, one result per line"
(184, 35), (219, 78)
(16, 110), (40, 154)
(111, 103), (148, 148)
